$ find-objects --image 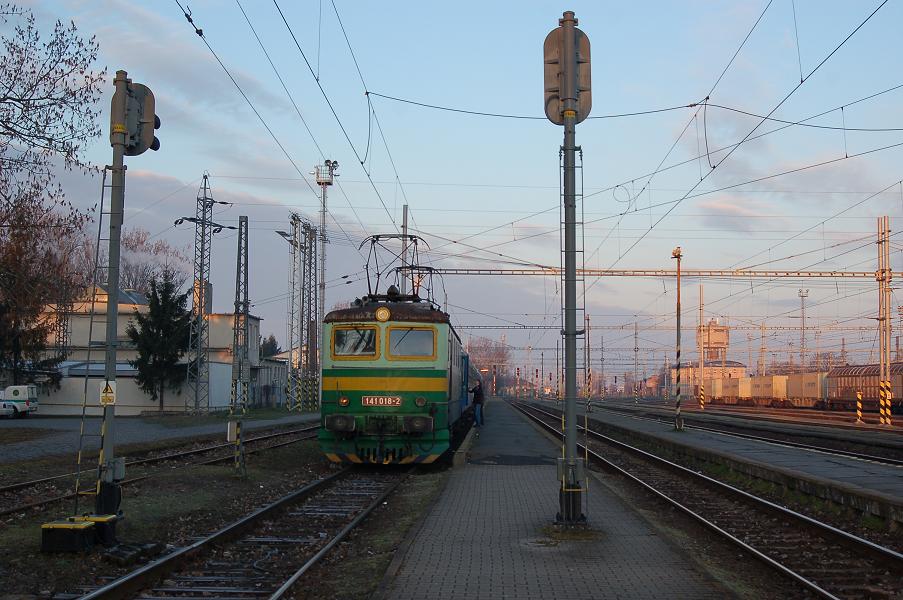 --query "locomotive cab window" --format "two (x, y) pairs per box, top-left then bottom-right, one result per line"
(333, 326), (378, 358)
(388, 326), (436, 359)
